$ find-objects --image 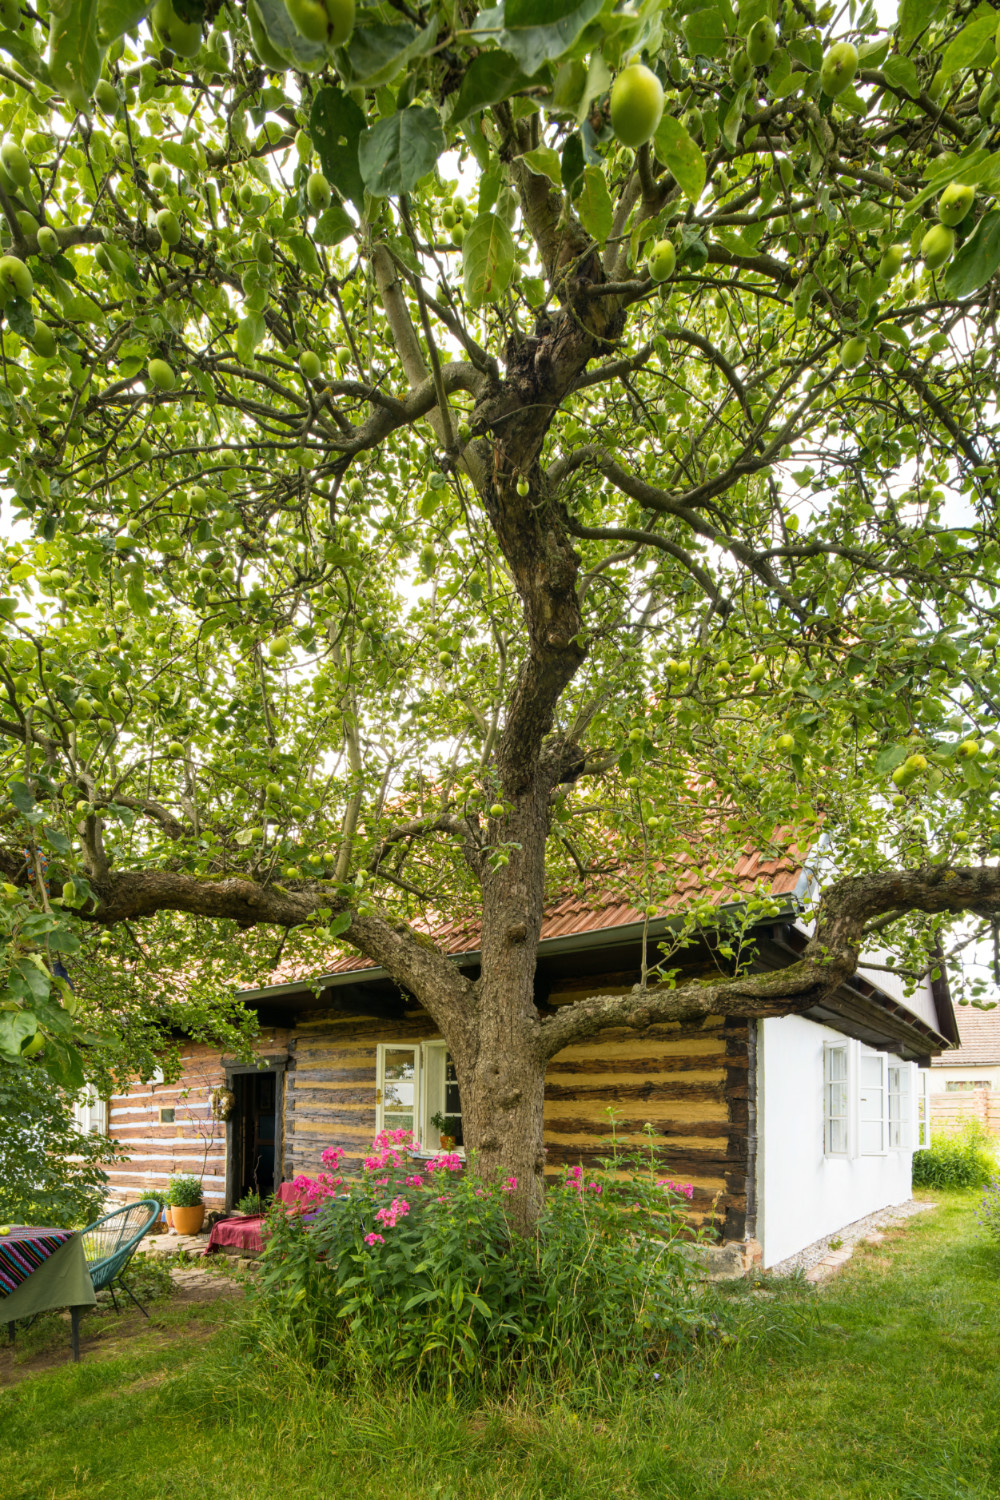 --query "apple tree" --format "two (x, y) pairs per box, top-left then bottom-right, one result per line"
(1, 0), (1000, 1222)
